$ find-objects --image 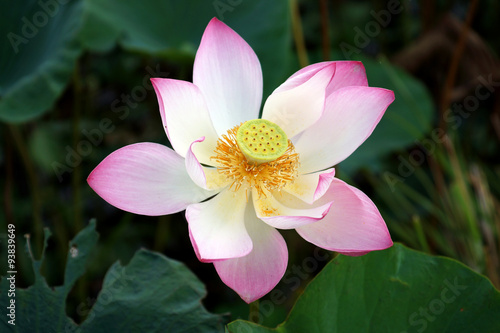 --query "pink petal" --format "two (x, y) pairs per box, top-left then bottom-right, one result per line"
(340, 251), (370, 257)
(283, 168), (336, 204)
(185, 137), (208, 189)
(151, 78), (218, 165)
(295, 86), (395, 173)
(325, 61), (369, 94)
(193, 18), (263, 135)
(214, 204), (288, 303)
(273, 61), (368, 96)
(87, 143), (212, 216)
(272, 62), (332, 94)
(296, 178), (393, 254)
(262, 64), (335, 138)
(188, 228), (224, 263)
(253, 189), (333, 229)
(186, 189), (252, 261)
